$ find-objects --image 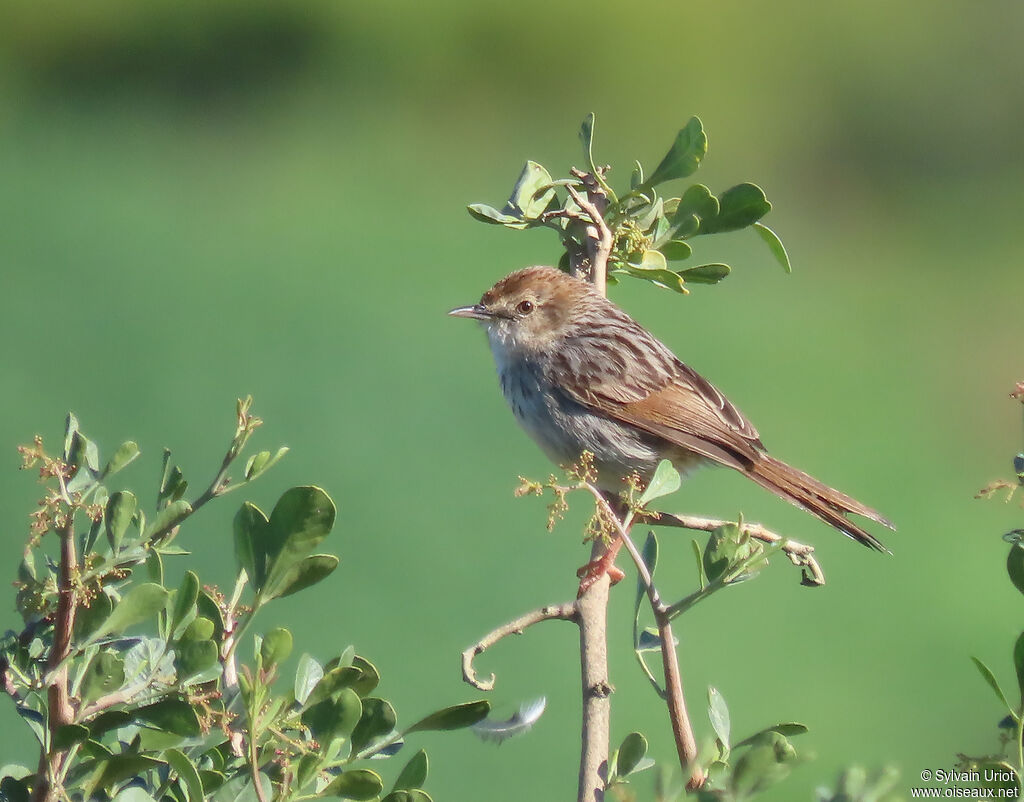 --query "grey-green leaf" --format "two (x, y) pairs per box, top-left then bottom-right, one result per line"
(753, 222), (792, 273)
(235, 502), (269, 589)
(680, 263), (731, 285)
(134, 698), (201, 737)
(144, 499), (192, 540)
(392, 750), (428, 792)
(321, 769), (383, 801)
(406, 700), (489, 734)
(103, 441), (140, 478)
(505, 161), (555, 220)
(708, 686), (731, 747)
(294, 653), (323, 705)
(645, 117), (707, 187)
(351, 697), (398, 753)
(90, 583), (169, 641)
(1014, 632), (1024, 701)
(467, 203), (525, 227)
(972, 656), (1014, 714)
(639, 460), (681, 505)
(264, 554), (339, 601)
(171, 571), (200, 637)
(616, 732), (648, 776)
(301, 688), (362, 744)
(260, 627), (293, 670)
(701, 183), (771, 234)
(166, 748), (204, 802)
(81, 651), (125, 704)
(105, 491), (138, 553)
(1009, 544), (1024, 596)
(660, 240), (692, 261)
